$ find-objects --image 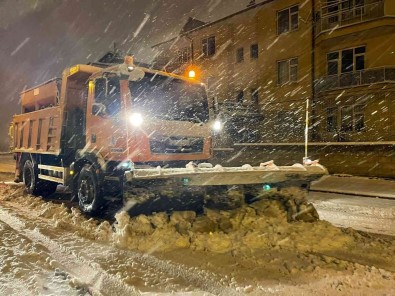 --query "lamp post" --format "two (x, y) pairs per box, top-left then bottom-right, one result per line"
(304, 98), (309, 164)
